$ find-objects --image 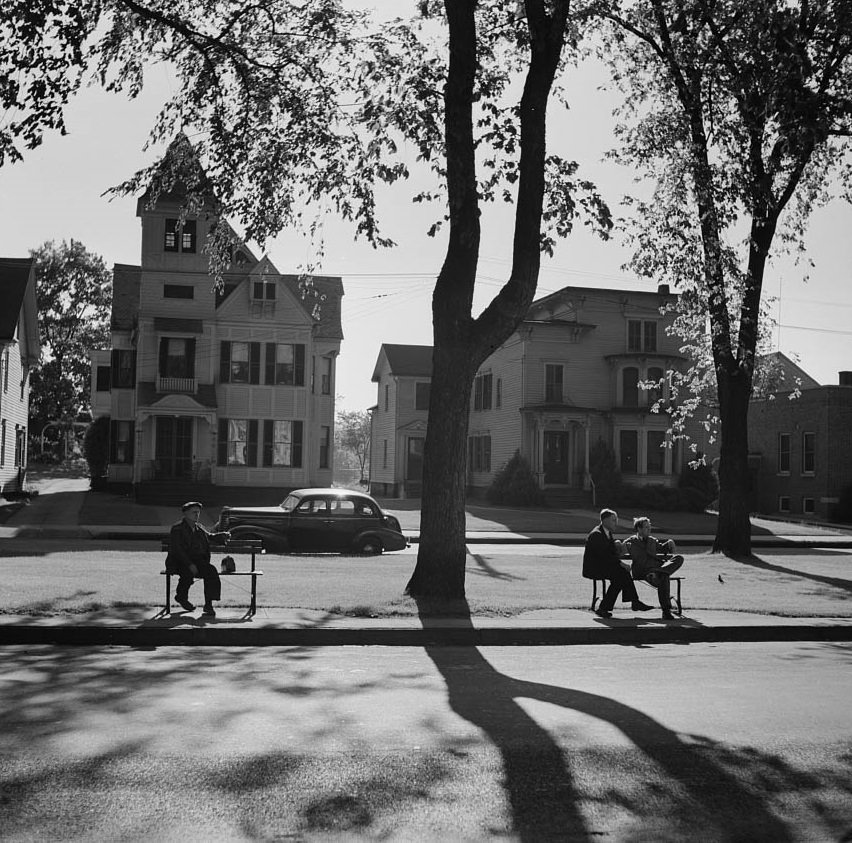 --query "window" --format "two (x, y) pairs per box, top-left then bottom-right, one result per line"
(803, 497), (815, 515)
(158, 337), (195, 379)
(646, 430), (666, 473)
(321, 357), (332, 395)
(802, 432), (815, 474)
(263, 343), (305, 386)
(415, 382), (430, 411)
(0, 419), (5, 465)
(620, 430), (638, 473)
(14, 425), (25, 467)
(779, 496), (791, 513)
(164, 218), (197, 253)
(252, 278), (276, 300)
(496, 378), (502, 408)
(778, 433), (791, 474)
(20, 370), (26, 401)
(110, 420), (134, 464)
(545, 364), (563, 403)
(474, 373), (493, 410)
(627, 319), (657, 352)
(96, 366), (110, 392)
(110, 349), (136, 389)
(262, 419), (303, 467)
(220, 341), (261, 384)
(468, 434), (491, 472)
(319, 425), (330, 468)
(622, 367), (639, 407)
(164, 284), (194, 299)
(217, 418), (259, 467)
